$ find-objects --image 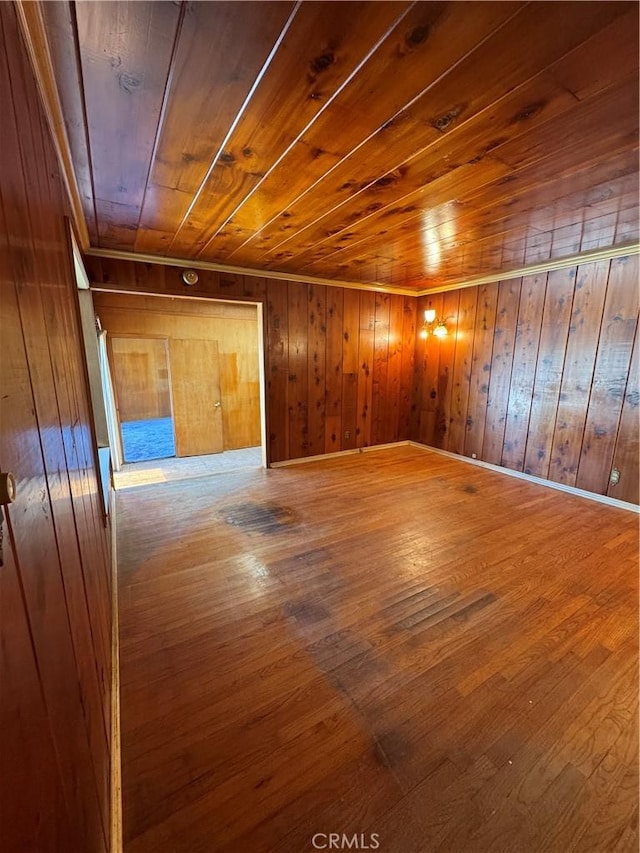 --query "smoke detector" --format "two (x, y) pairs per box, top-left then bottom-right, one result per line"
(182, 269), (199, 286)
